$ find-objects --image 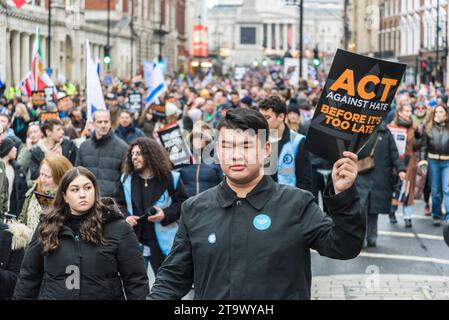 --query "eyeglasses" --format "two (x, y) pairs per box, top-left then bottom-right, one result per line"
(130, 151), (142, 157)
